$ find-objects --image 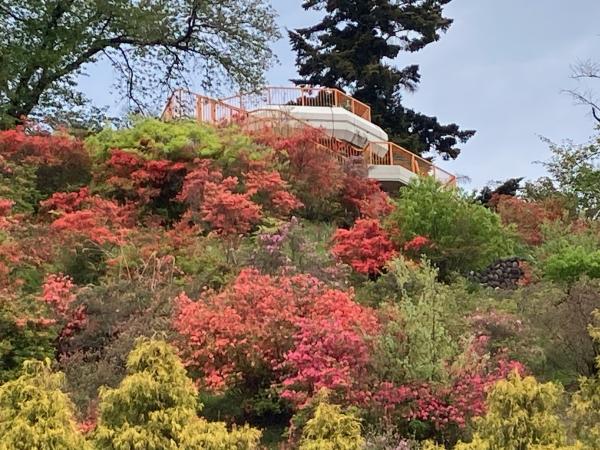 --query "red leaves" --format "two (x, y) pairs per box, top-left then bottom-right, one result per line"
(102, 149), (187, 207)
(403, 235), (432, 254)
(492, 194), (563, 246)
(279, 289), (379, 407)
(178, 160), (301, 235)
(40, 274), (76, 317)
(173, 269), (321, 390)
(245, 170), (303, 216)
(201, 178), (262, 236)
(0, 127), (87, 166)
(332, 219), (397, 275)
(341, 174), (393, 220)
(42, 187), (134, 245)
(172, 269), (379, 407)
